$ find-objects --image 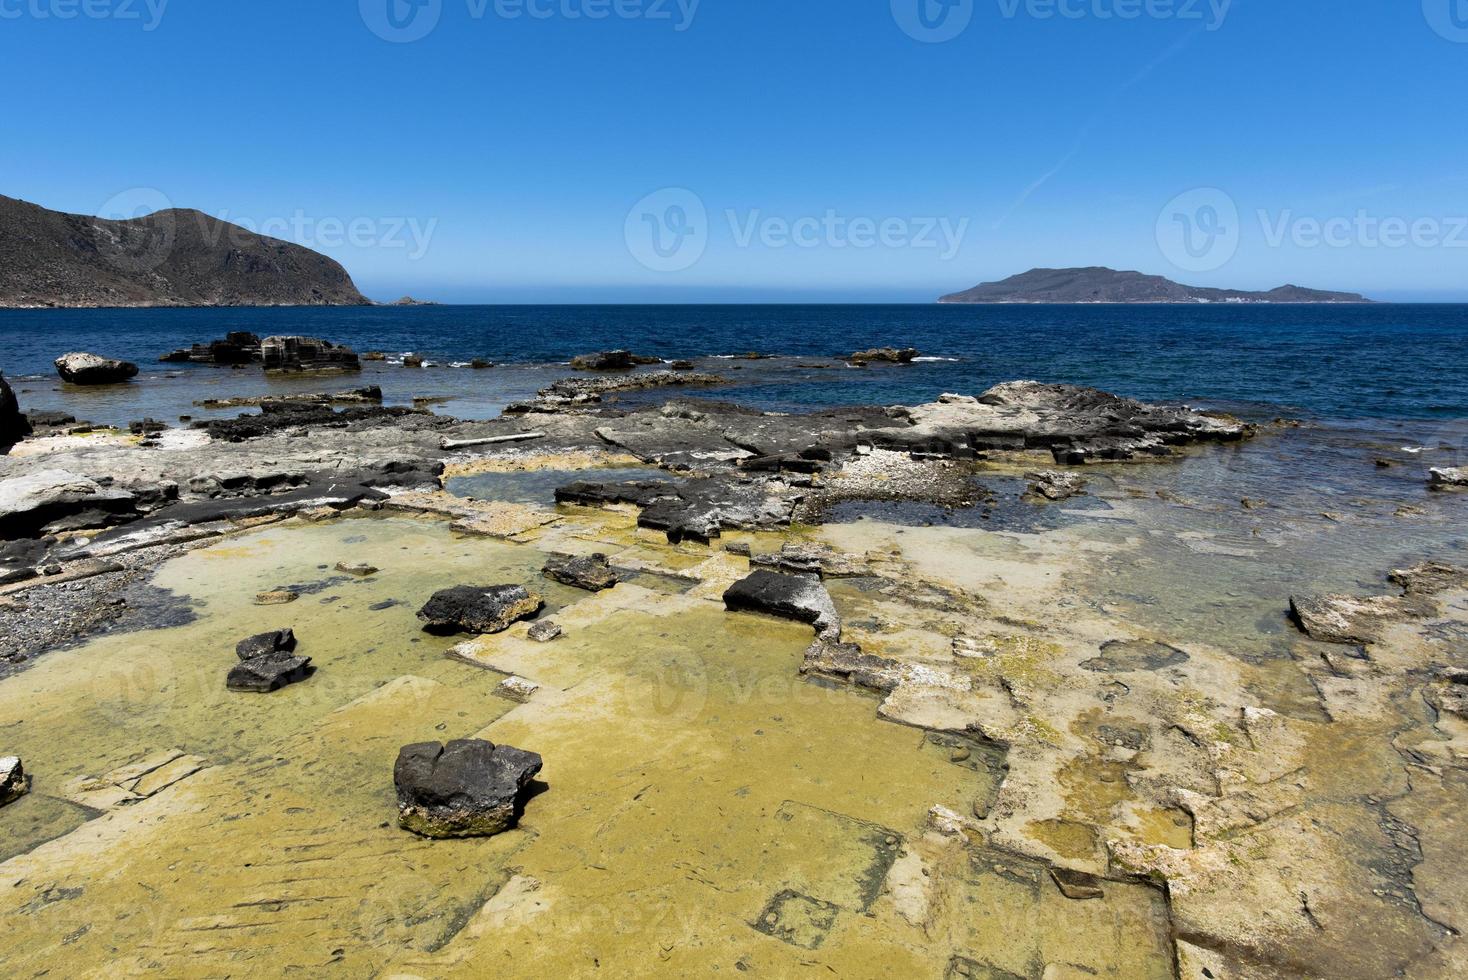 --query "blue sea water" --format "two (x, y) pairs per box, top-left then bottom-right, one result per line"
(1, 304), (1466, 421)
